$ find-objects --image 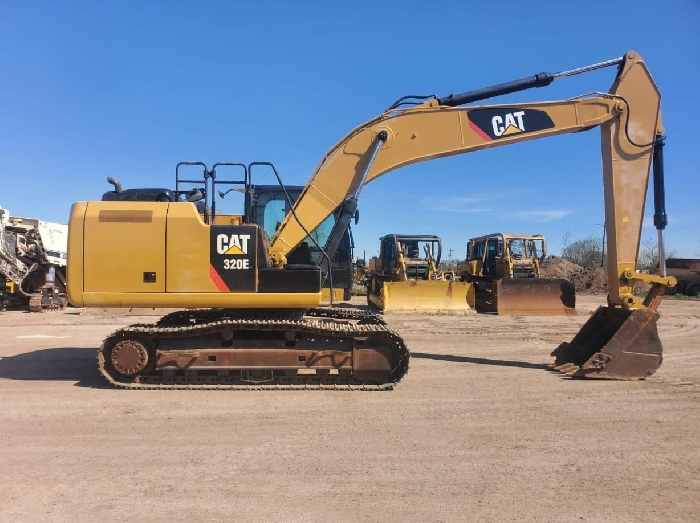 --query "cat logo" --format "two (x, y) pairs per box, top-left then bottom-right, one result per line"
(467, 107), (555, 141)
(492, 111), (525, 137)
(216, 233), (250, 255)
(210, 226), (257, 291)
